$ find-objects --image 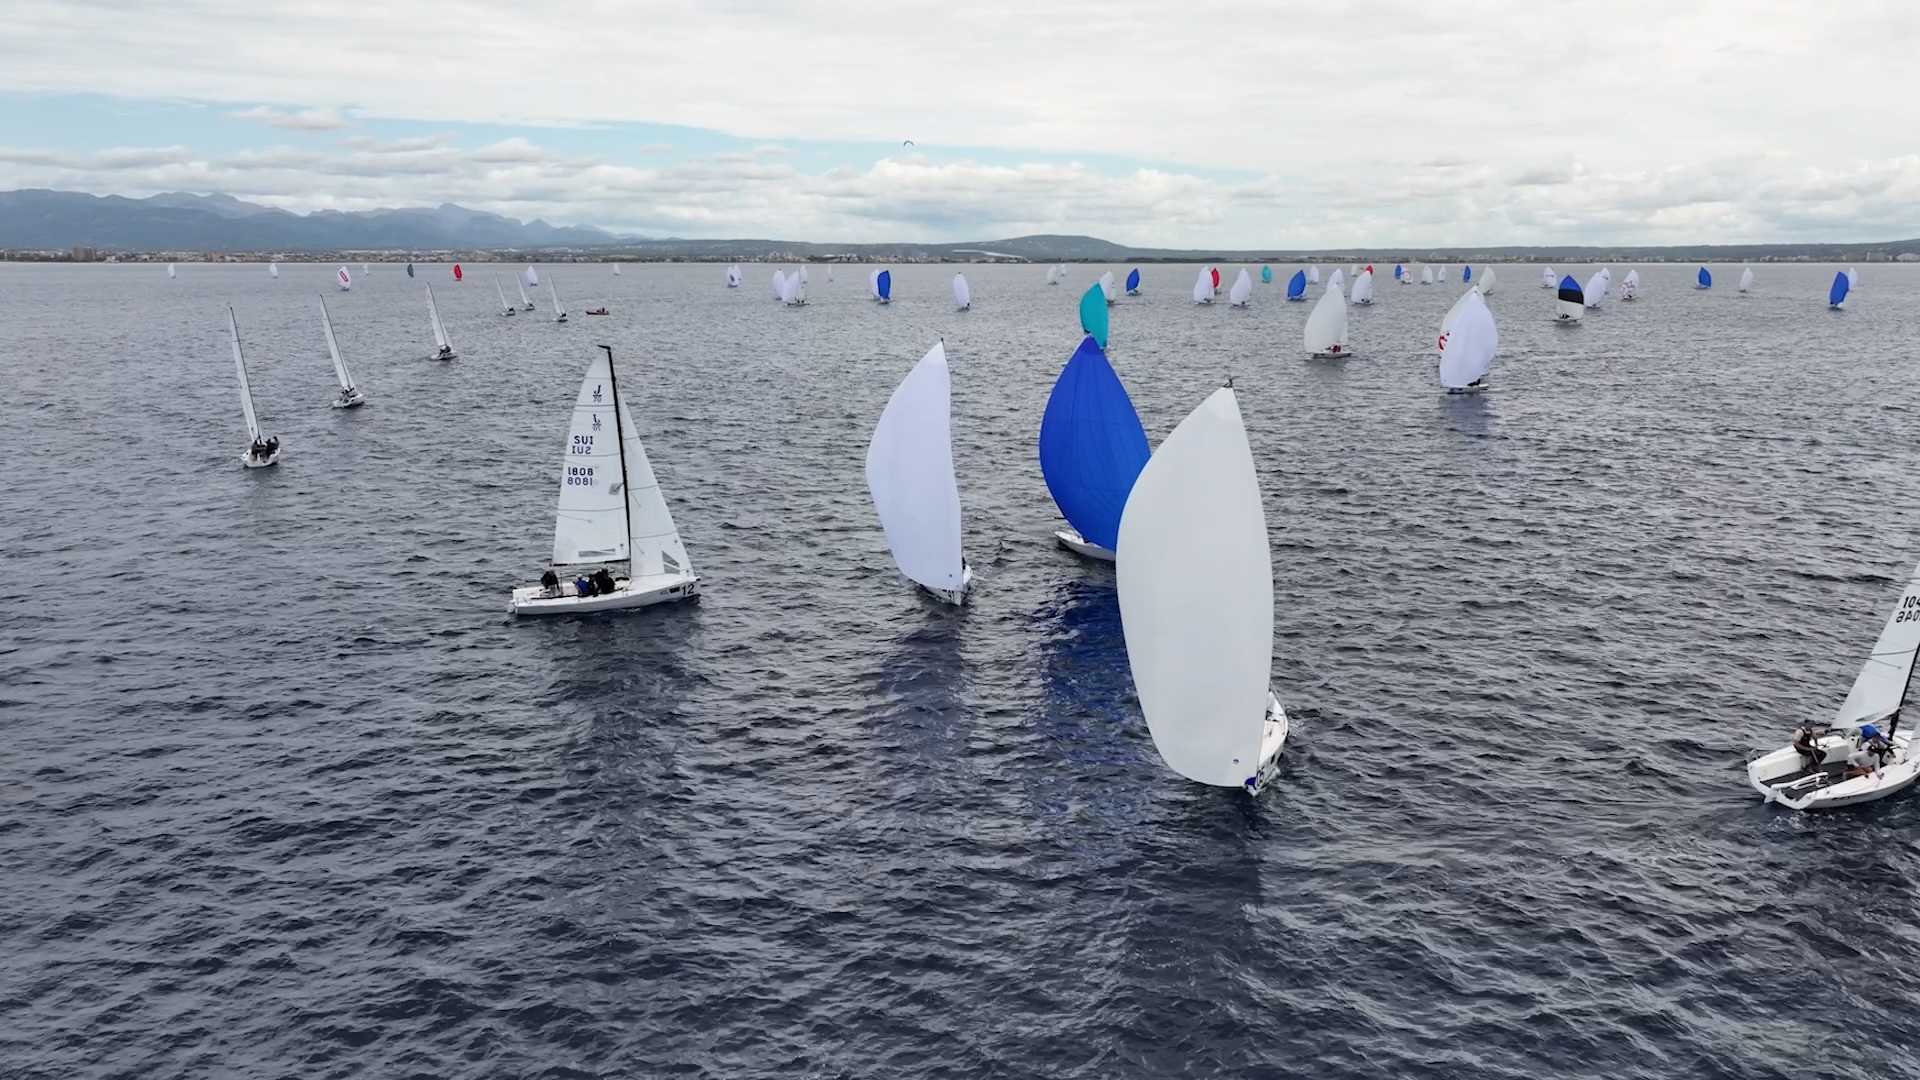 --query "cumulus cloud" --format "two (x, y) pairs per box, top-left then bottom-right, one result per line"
(226, 105), (349, 130)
